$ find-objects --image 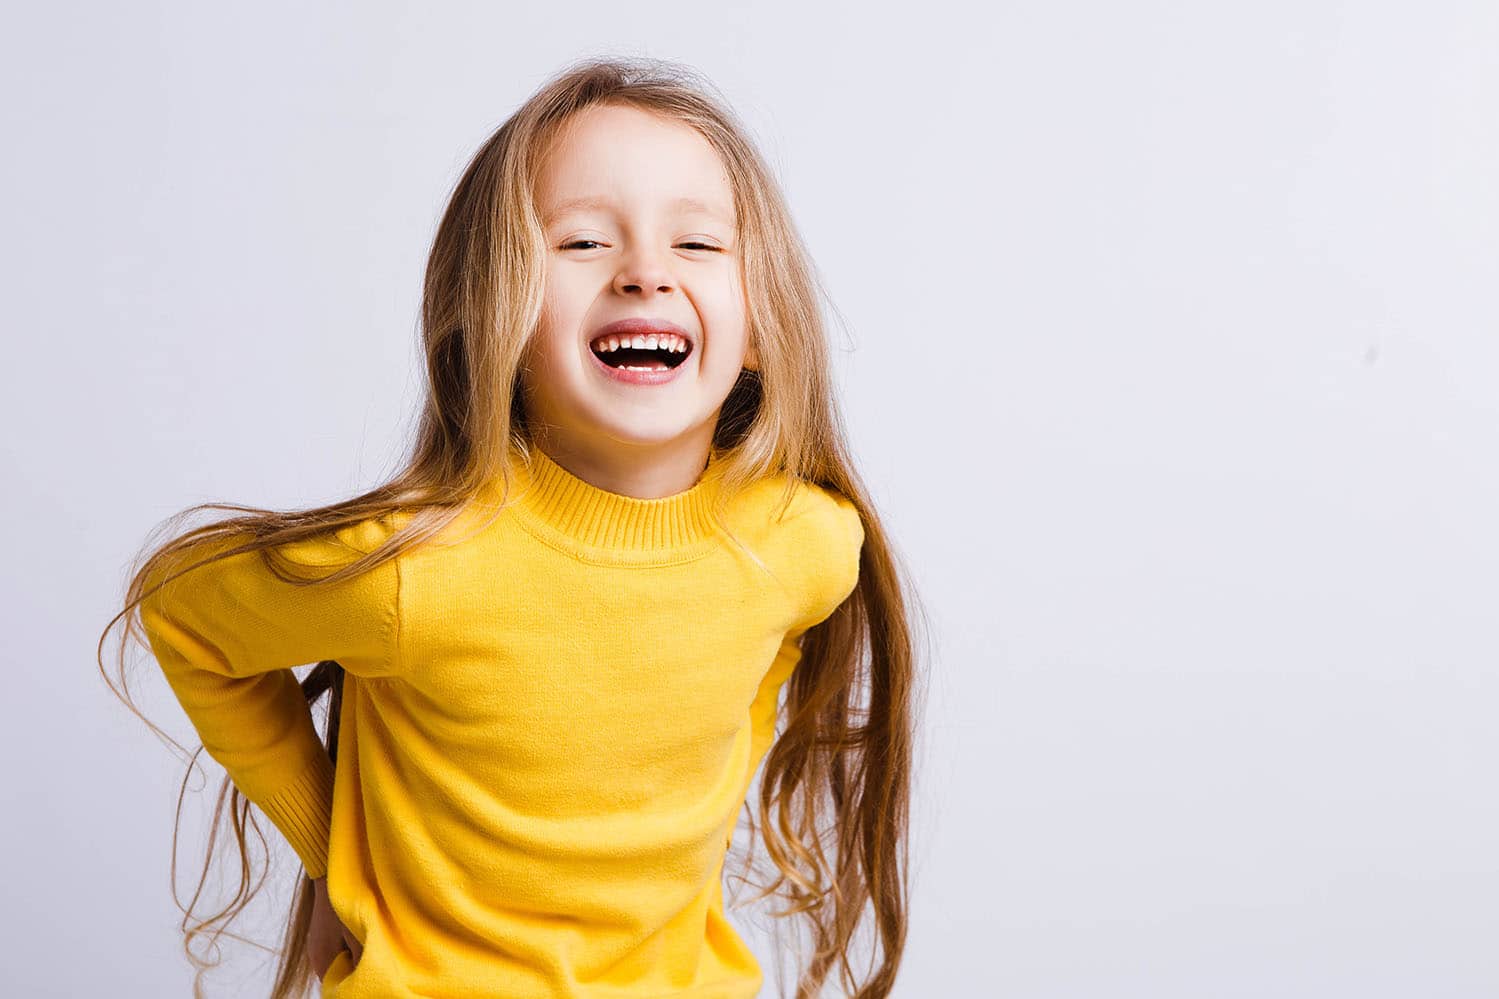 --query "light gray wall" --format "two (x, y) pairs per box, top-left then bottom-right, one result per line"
(3, 1), (1495, 996)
